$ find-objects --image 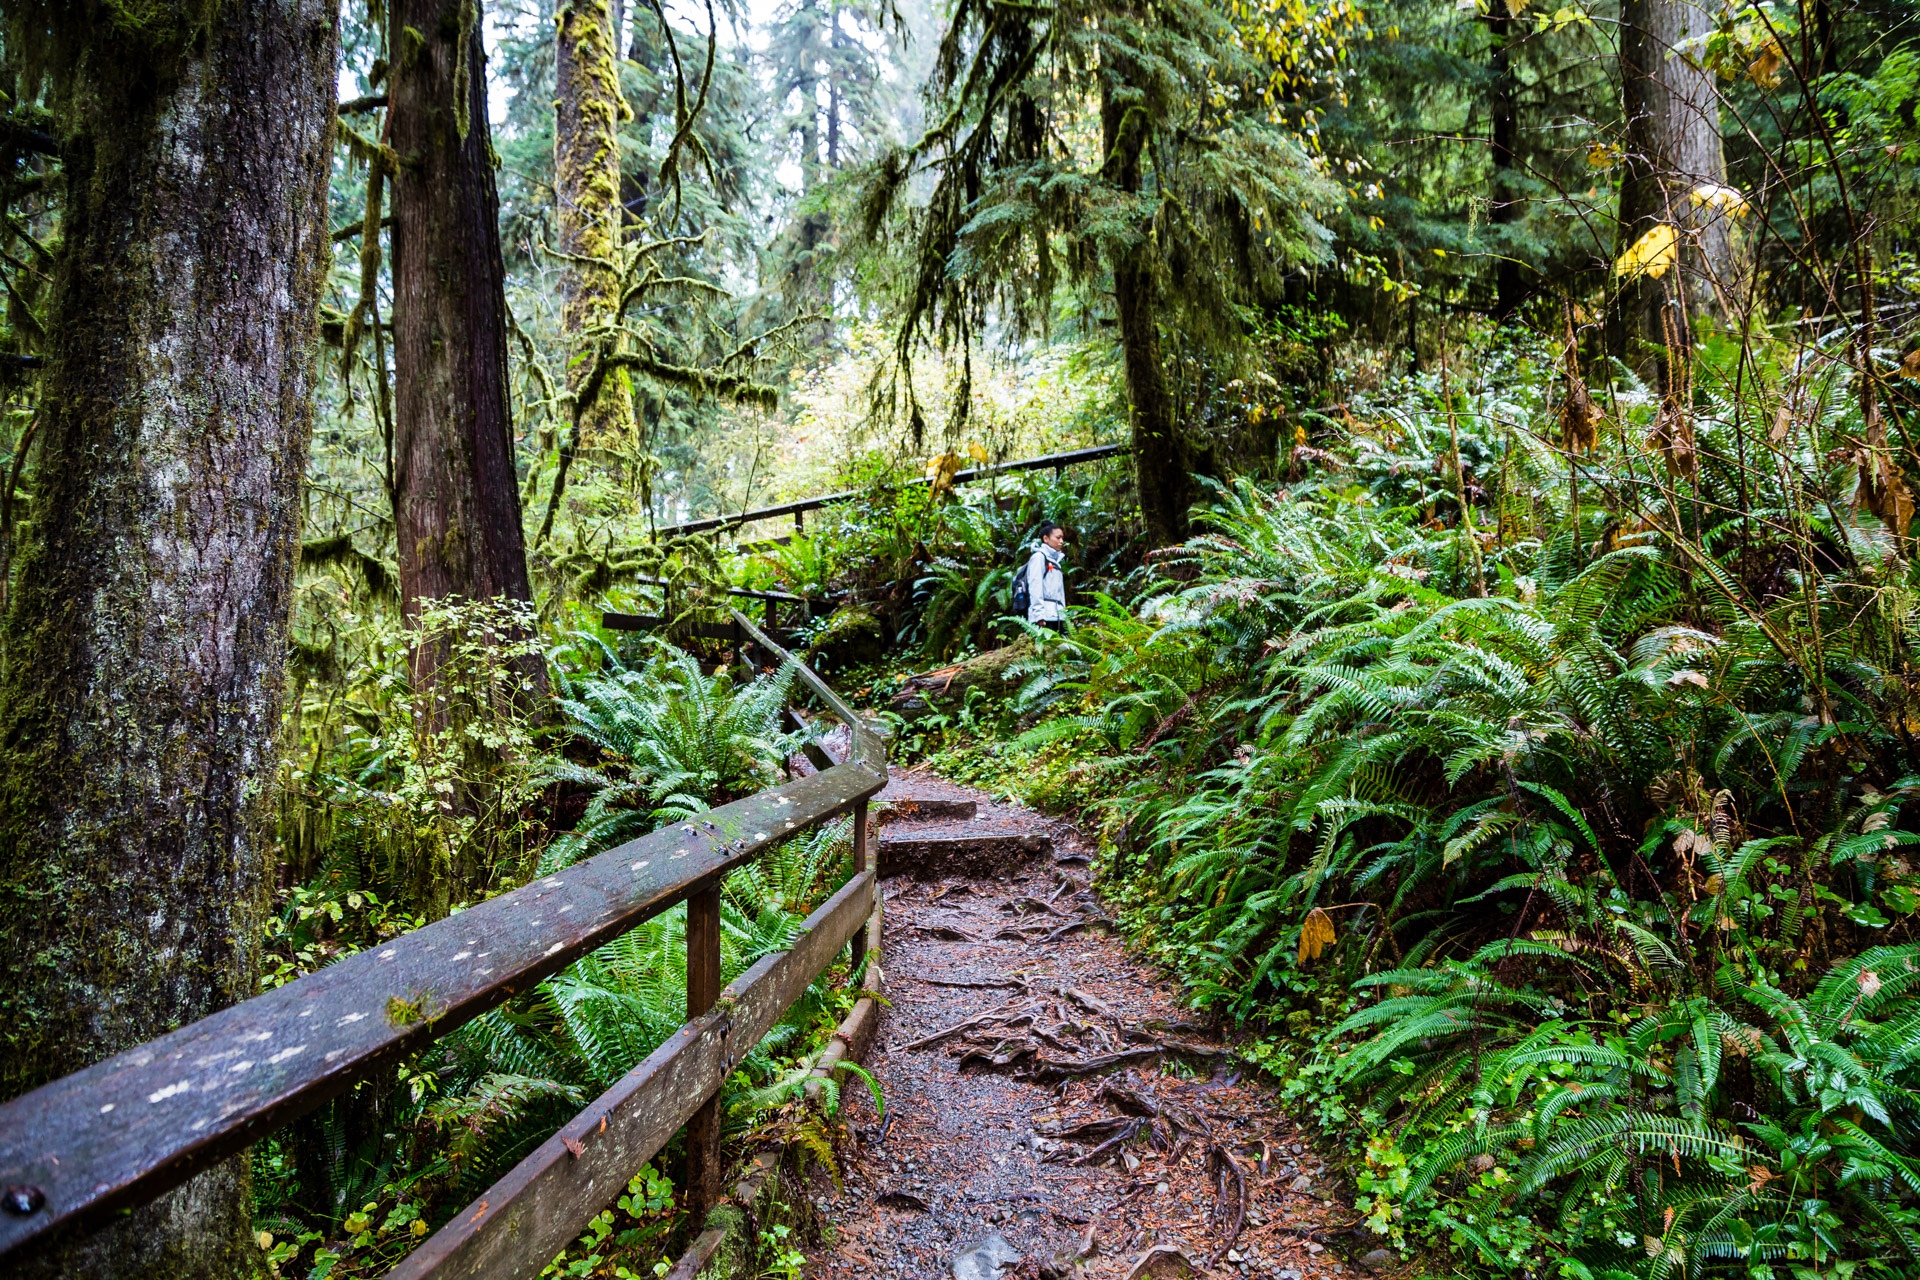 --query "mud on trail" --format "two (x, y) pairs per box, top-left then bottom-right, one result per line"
(804, 765), (1370, 1280)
